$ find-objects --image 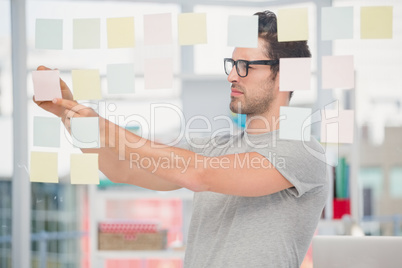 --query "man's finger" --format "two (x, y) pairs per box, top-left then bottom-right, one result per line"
(52, 98), (83, 113)
(37, 65), (51, 71)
